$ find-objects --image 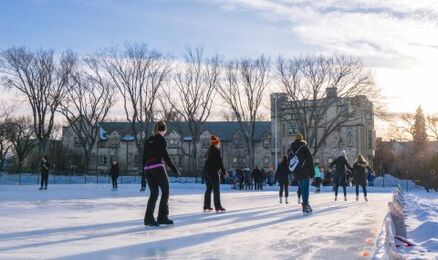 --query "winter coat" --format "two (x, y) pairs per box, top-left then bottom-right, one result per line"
(143, 134), (179, 175)
(330, 156), (352, 179)
(205, 145), (226, 175)
(252, 168), (262, 181)
(352, 162), (372, 186)
(274, 162), (290, 183)
(289, 140), (315, 180)
(314, 166), (322, 178)
(110, 164), (119, 178)
(39, 160), (50, 175)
